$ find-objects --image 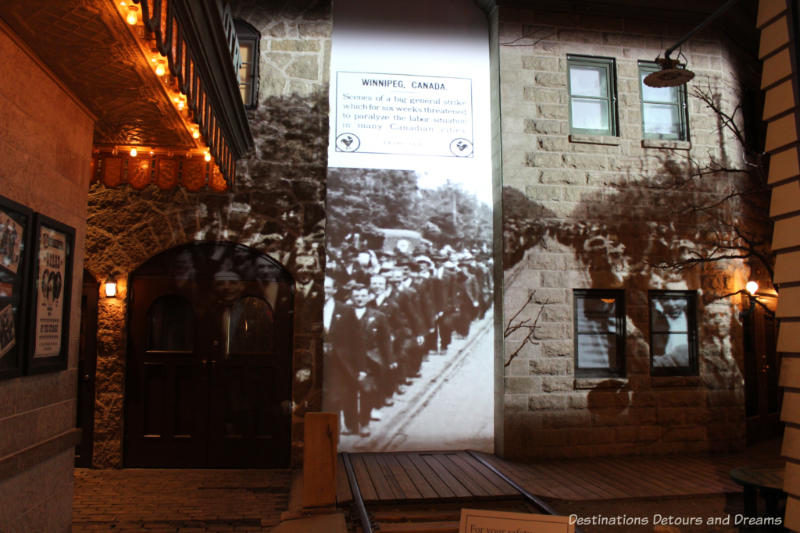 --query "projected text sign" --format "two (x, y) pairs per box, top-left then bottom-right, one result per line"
(334, 72), (473, 158)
